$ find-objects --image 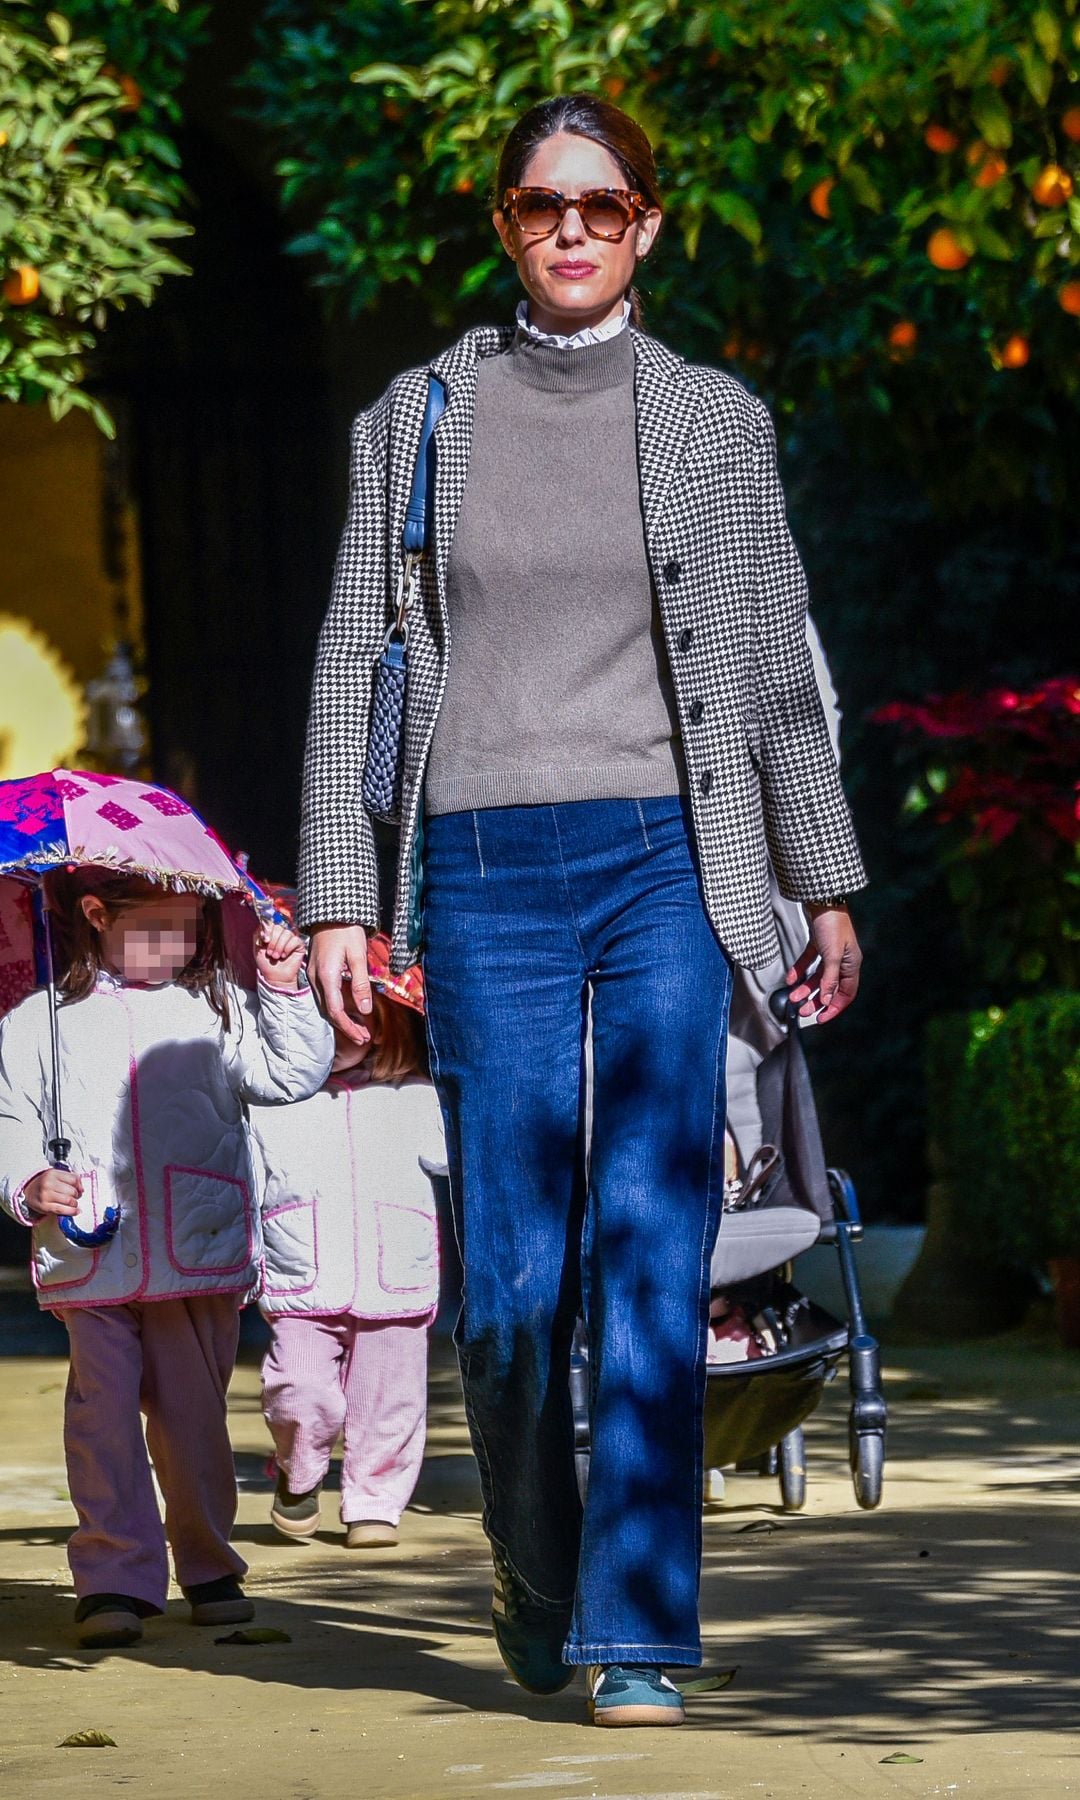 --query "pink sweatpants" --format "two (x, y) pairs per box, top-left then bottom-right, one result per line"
(261, 1314), (429, 1526)
(62, 1296), (246, 1612)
